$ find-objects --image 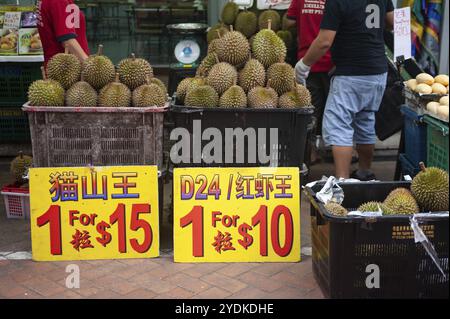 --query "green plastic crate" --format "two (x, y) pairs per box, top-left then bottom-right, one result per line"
(0, 108), (31, 143)
(424, 115), (449, 172)
(0, 62), (42, 108)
